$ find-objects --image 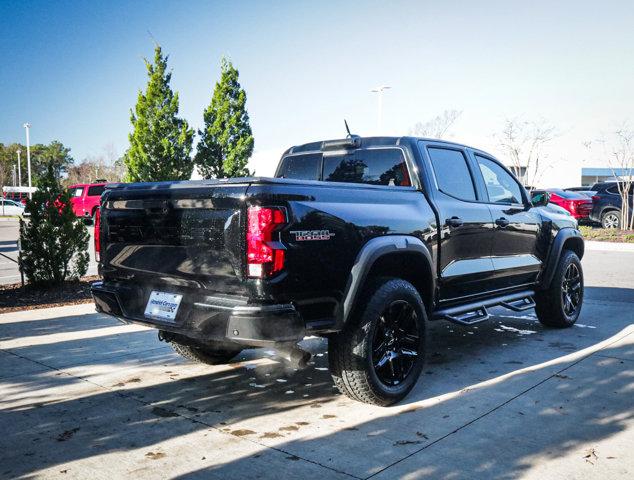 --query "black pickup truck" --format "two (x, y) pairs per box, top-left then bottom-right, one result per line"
(91, 136), (584, 405)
